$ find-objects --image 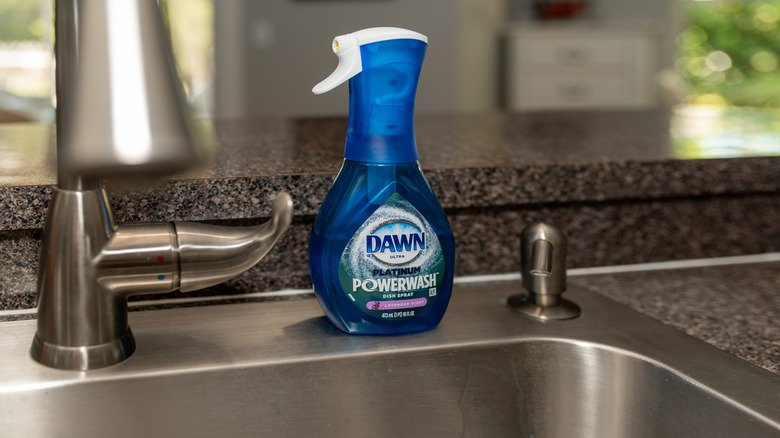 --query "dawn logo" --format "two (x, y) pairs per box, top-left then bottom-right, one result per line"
(366, 221), (425, 265)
